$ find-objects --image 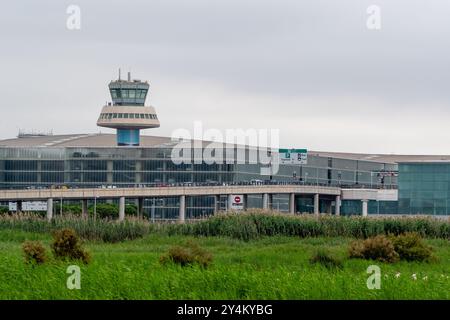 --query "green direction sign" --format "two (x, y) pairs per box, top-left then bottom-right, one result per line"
(279, 149), (308, 164)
